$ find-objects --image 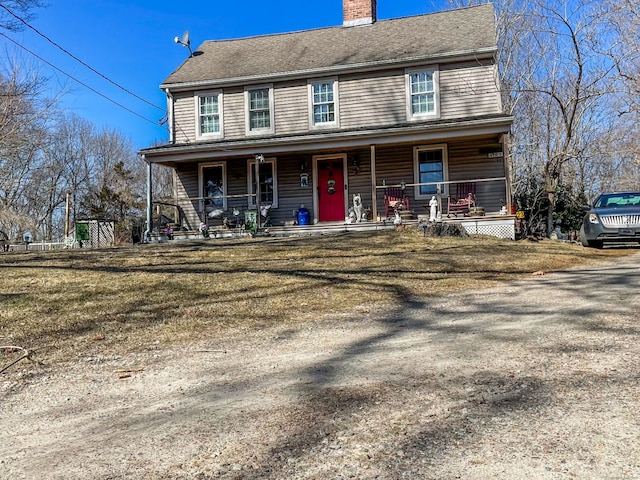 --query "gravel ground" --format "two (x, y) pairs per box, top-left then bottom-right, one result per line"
(1, 251), (639, 479)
